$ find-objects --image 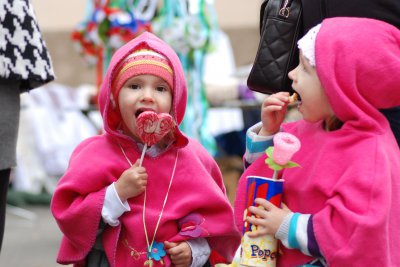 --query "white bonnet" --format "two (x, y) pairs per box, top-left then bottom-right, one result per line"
(297, 23), (322, 67)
